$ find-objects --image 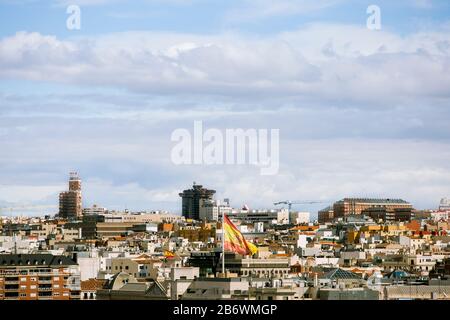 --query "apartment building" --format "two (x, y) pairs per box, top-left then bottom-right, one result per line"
(0, 254), (80, 300)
